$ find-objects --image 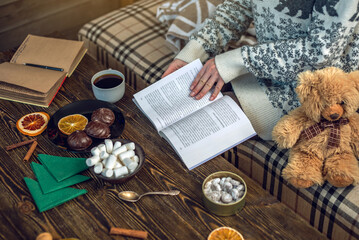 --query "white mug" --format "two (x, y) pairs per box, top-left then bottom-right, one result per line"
(91, 69), (125, 103)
